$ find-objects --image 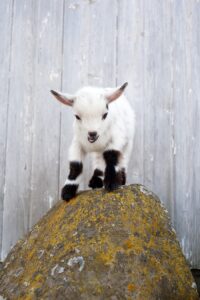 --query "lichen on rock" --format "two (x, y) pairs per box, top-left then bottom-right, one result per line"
(0, 185), (198, 299)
